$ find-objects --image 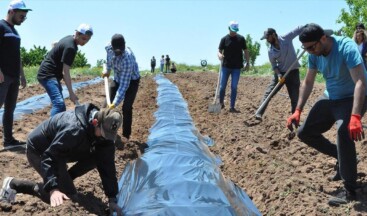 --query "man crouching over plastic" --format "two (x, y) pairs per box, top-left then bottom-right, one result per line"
(0, 103), (123, 215)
